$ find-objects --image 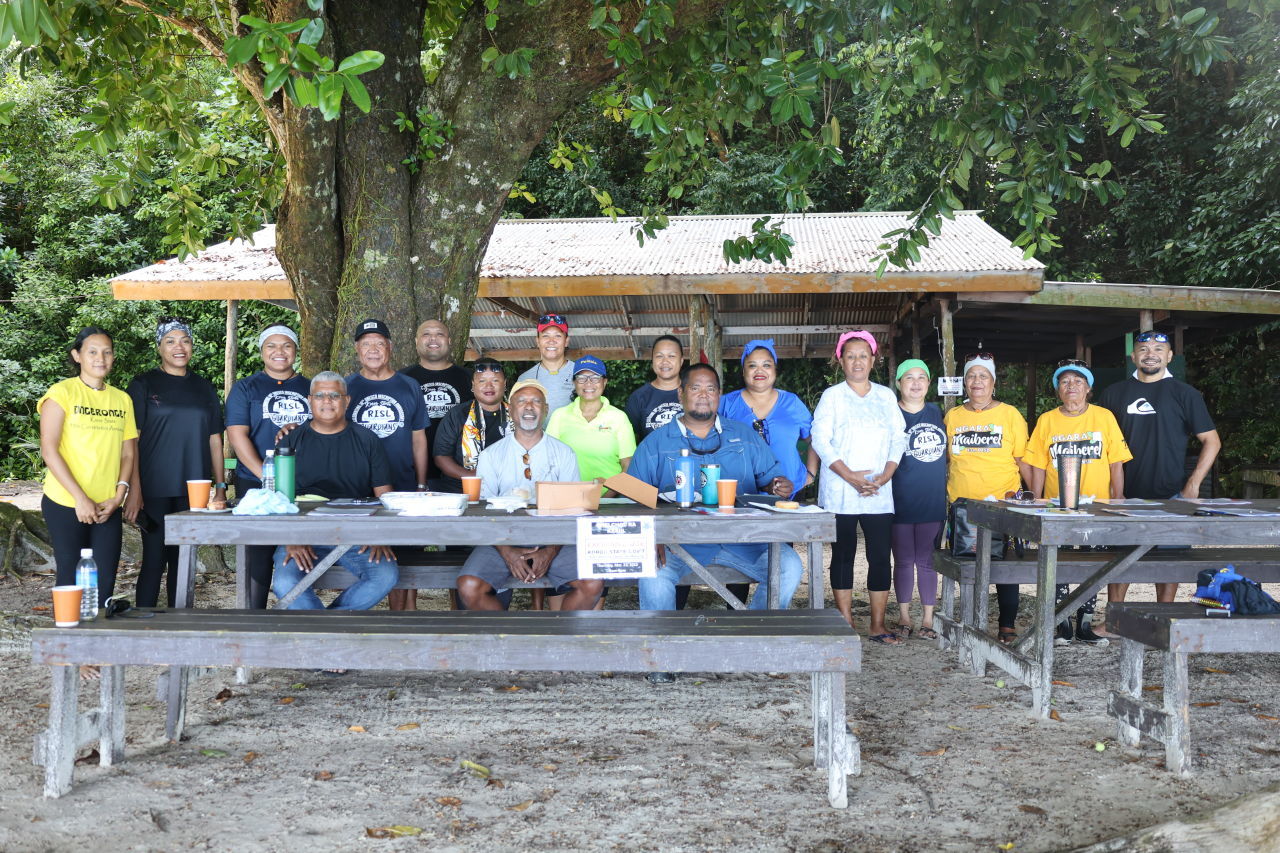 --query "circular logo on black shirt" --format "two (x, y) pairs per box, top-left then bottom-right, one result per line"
(645, 402), (683, 431)
(419, 382), (461, 420)
(351, 394), (405, 439)
(261, 390), (311, 428)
